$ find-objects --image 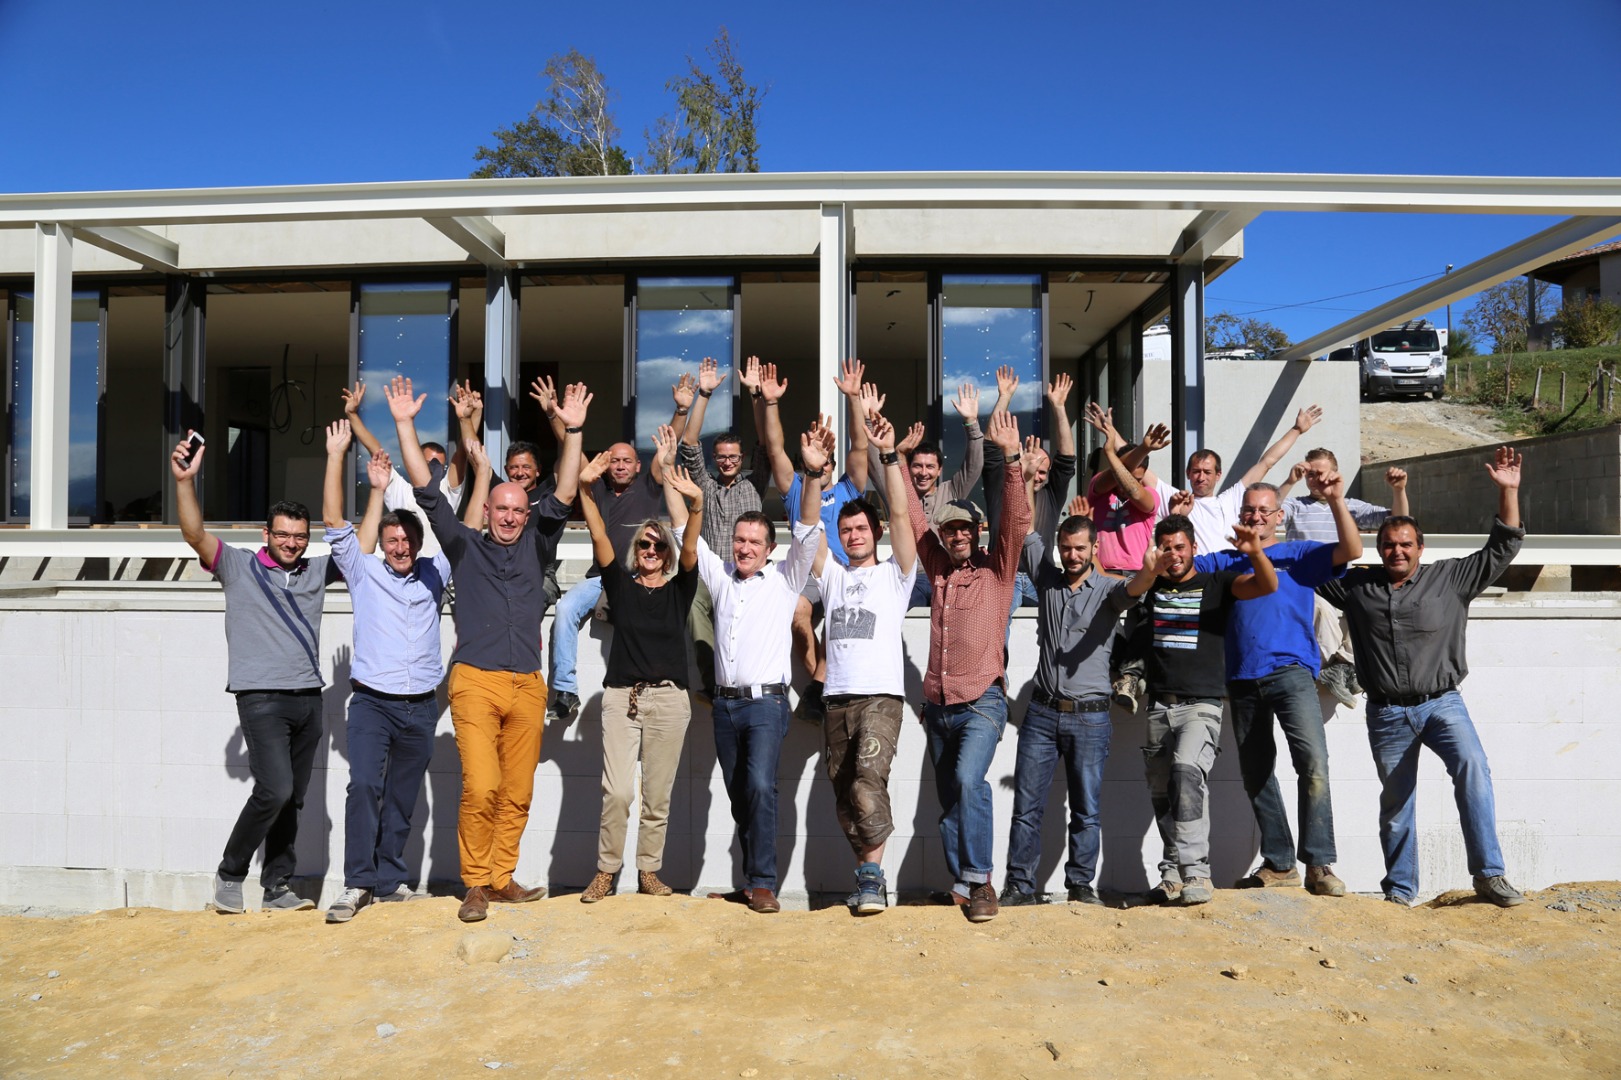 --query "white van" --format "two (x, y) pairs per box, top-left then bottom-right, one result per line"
(1342, 320), (1449, 400)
